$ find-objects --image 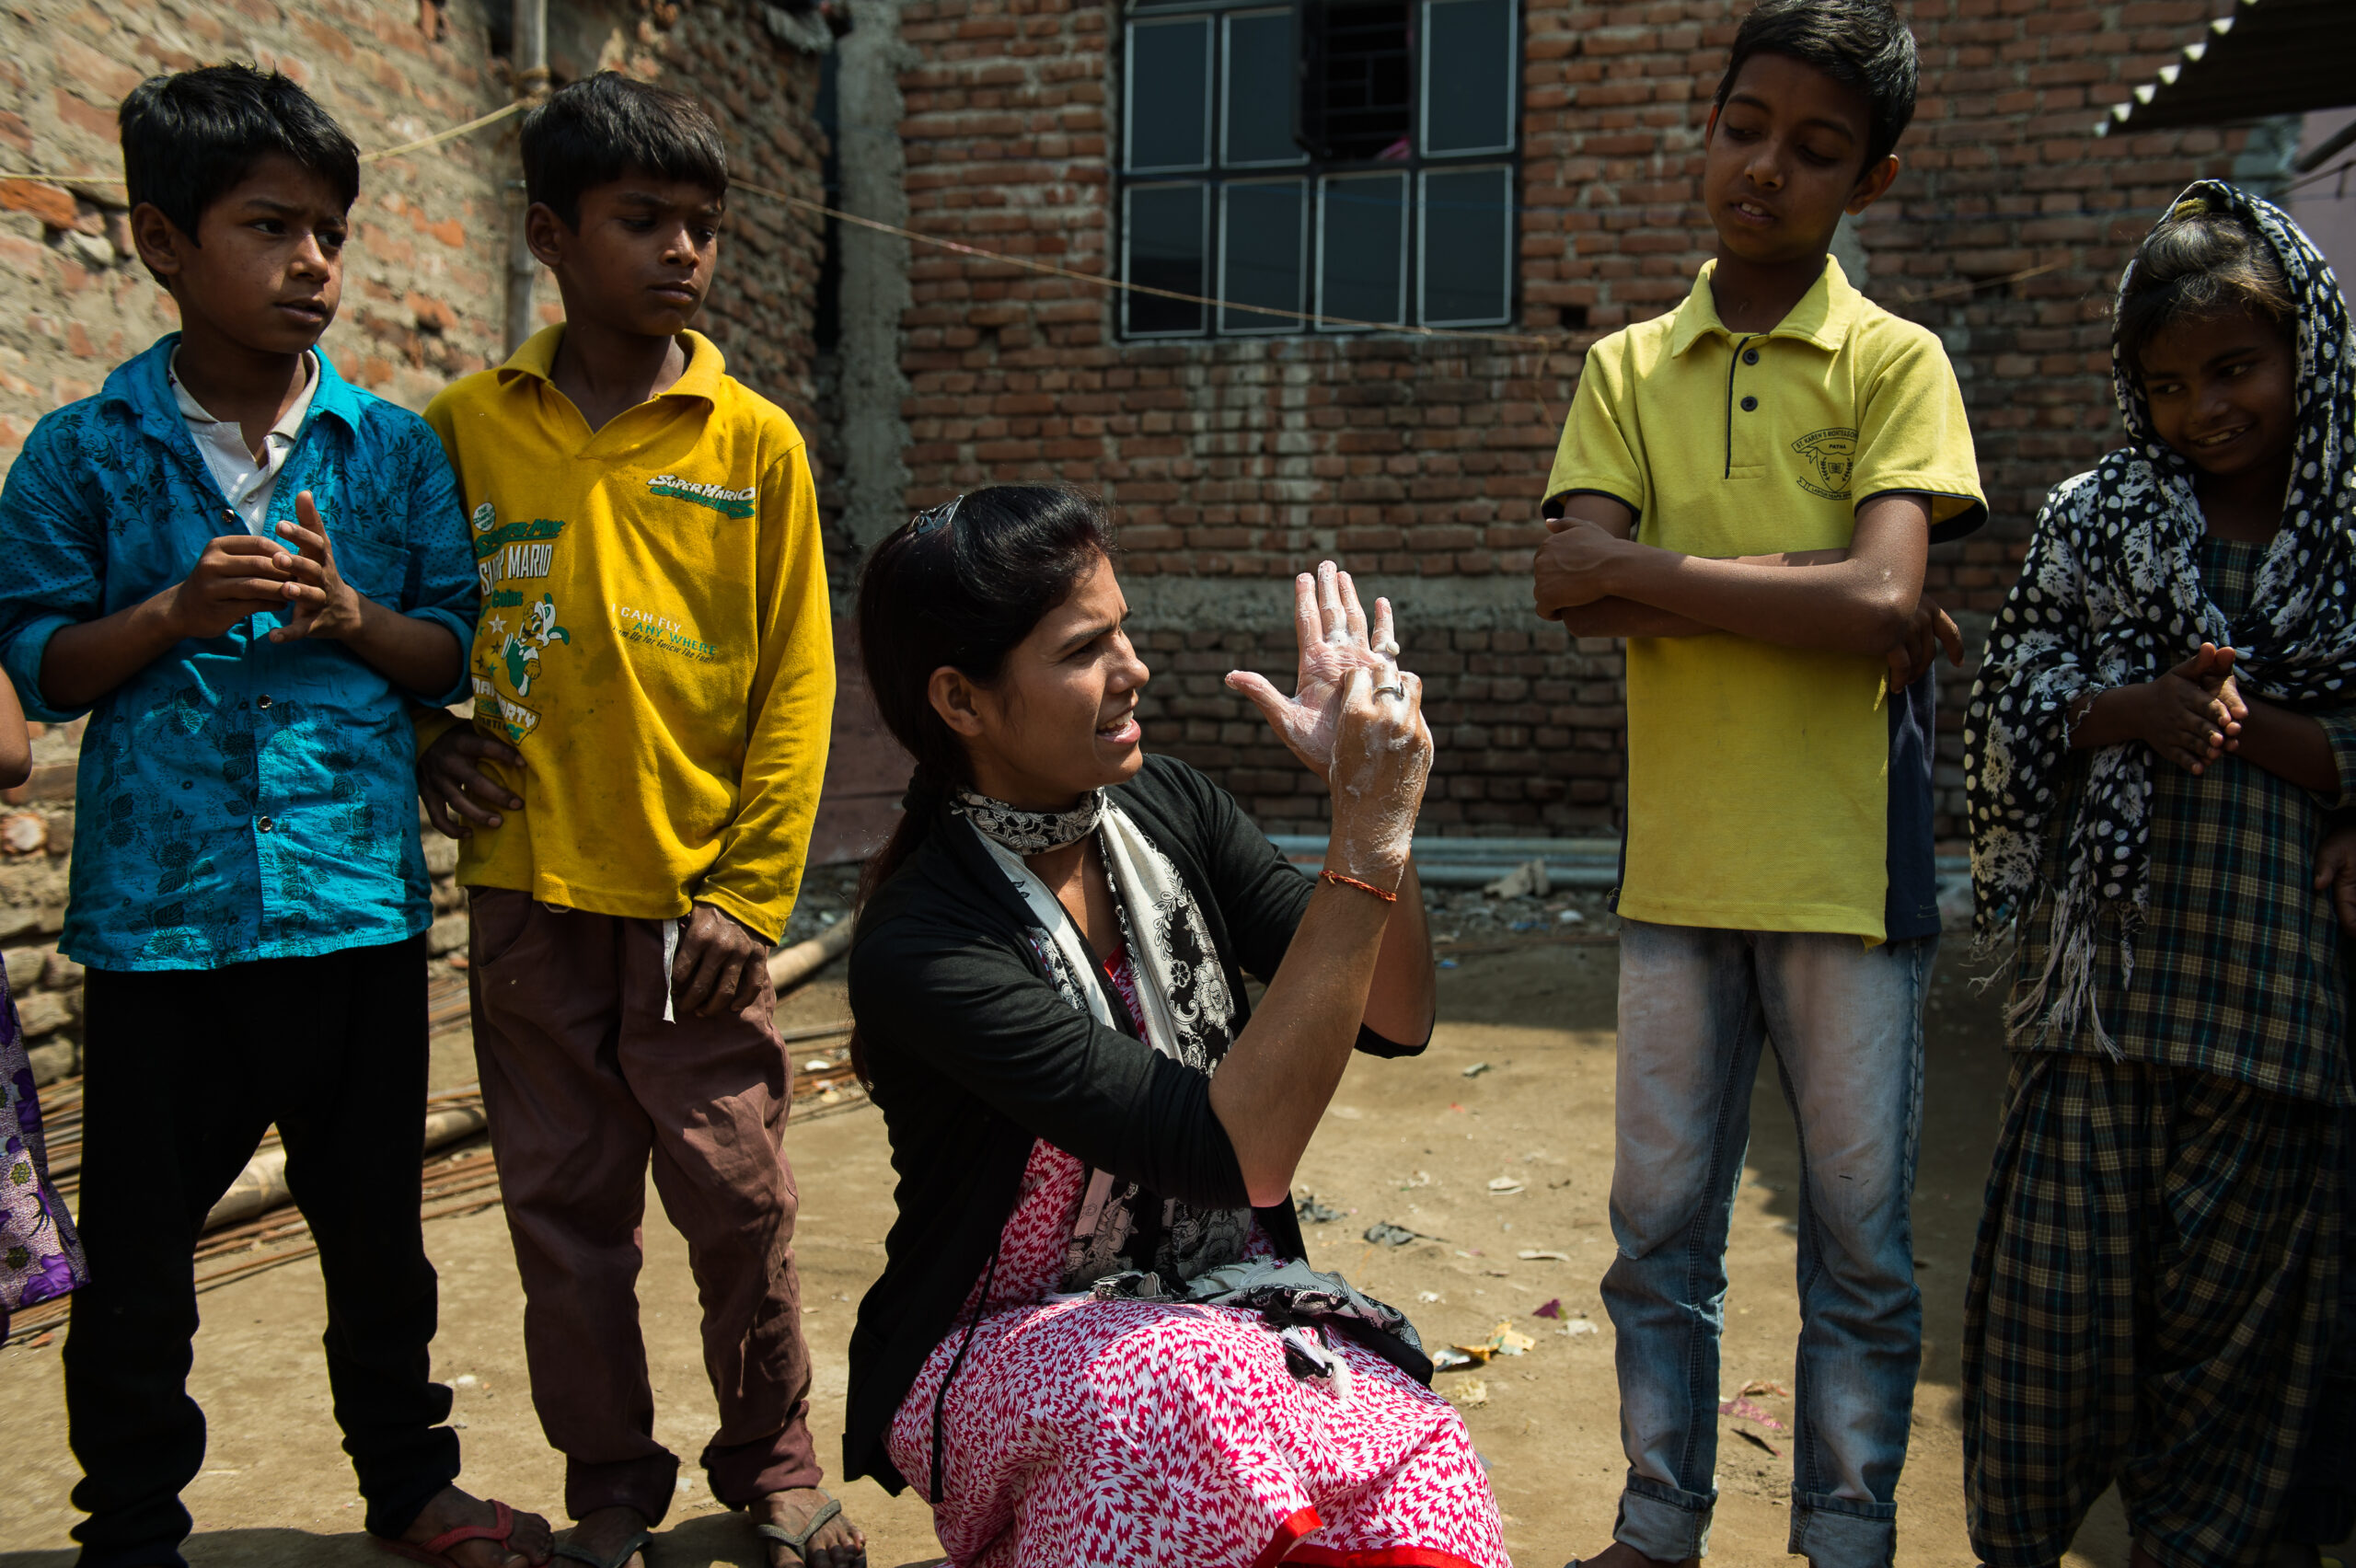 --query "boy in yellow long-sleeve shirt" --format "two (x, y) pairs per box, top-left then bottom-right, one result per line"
(414, 75), (860, 1568)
